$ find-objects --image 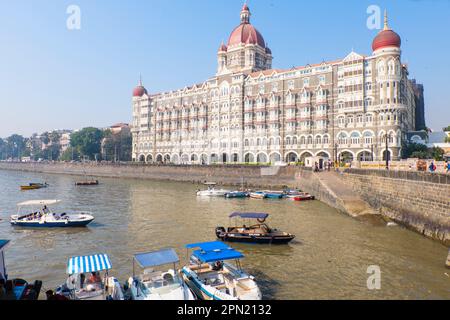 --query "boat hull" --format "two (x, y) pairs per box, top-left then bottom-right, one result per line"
(11, 218), (94, 228)
(217, 233), (295, 244)
(225, 192), (248, 199)
(265, 193), (284, 199)
(249, 193), (266, 199)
